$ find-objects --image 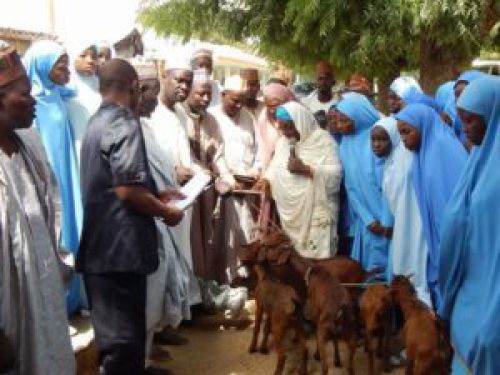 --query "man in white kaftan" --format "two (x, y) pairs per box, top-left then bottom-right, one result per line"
(302, 61), (338, 116)
(175, 71), (229, 282)
(209, 75), (260, 282)
(148, 61), (195, 270)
